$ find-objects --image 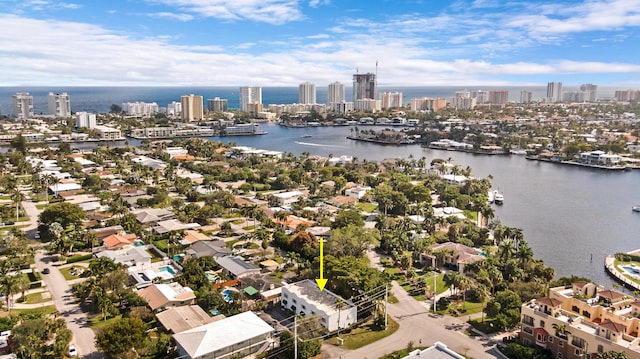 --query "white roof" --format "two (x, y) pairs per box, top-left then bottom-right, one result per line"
(49, 183), (82, 192)
(173, 311), (273, 358)
(273, 191), (303, 199)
